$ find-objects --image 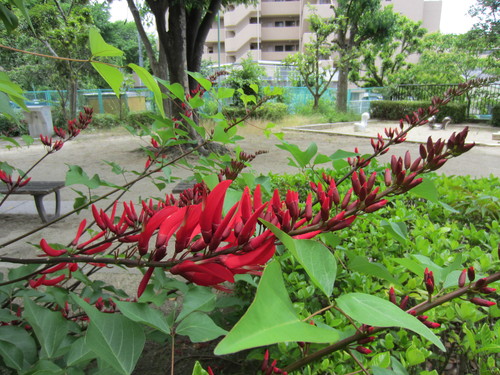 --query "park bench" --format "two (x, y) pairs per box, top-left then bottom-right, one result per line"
(0, 181), (65, 223)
